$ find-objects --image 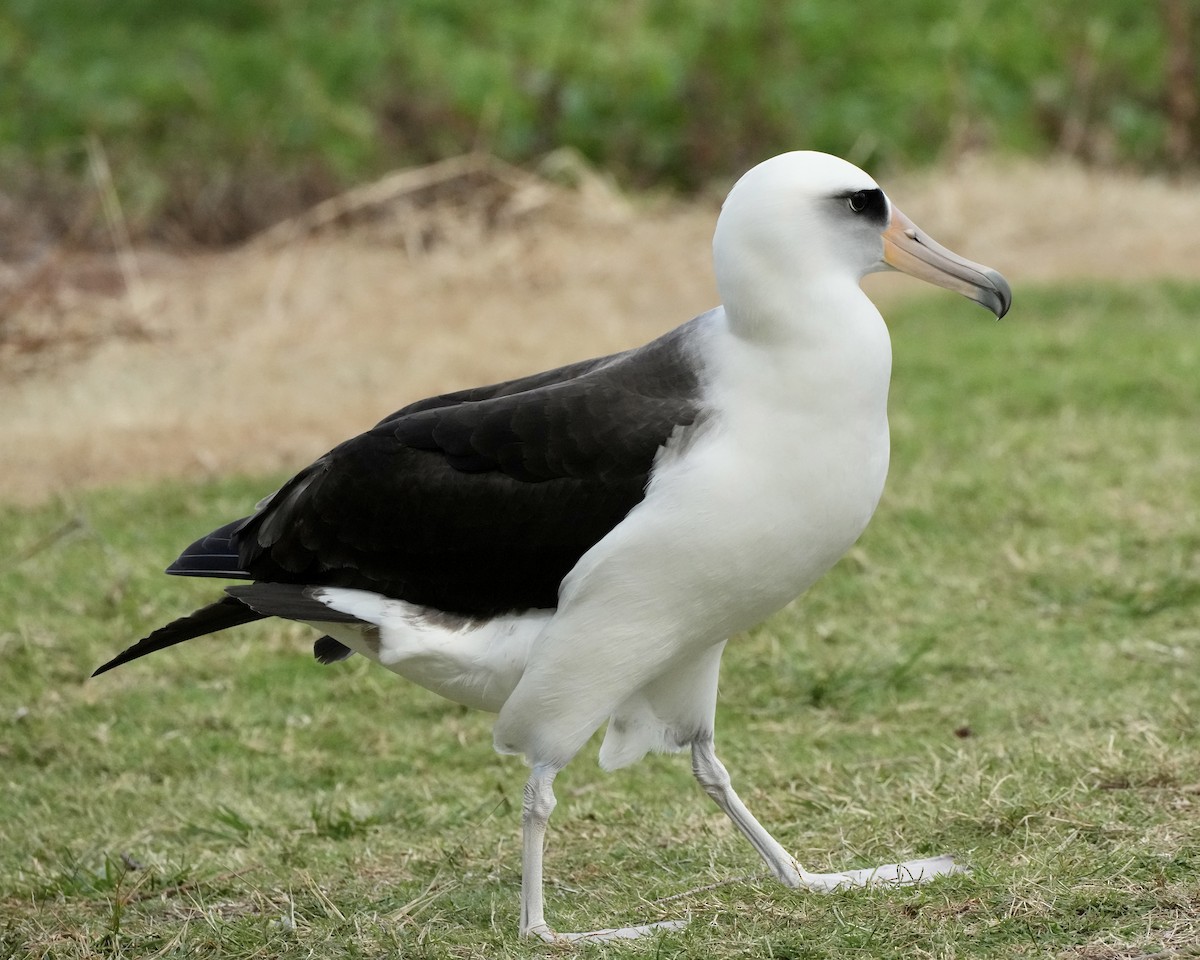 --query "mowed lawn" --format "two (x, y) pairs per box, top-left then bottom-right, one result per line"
(2, 283), (1198, 958)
